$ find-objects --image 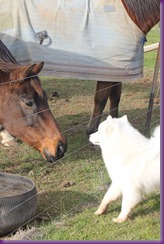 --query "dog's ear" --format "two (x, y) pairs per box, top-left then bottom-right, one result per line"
(121, 115), (128, 122)
(106, 115), (117, 132)
(107, 115), (112, 123)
